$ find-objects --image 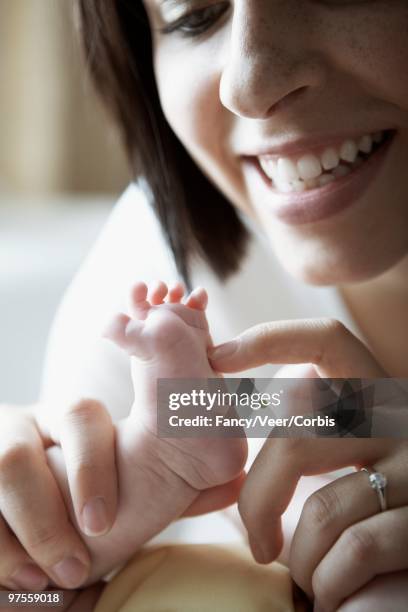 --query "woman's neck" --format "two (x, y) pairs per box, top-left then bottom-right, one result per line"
(338, 254), (408, 377)
(364, 254), (408, 296)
